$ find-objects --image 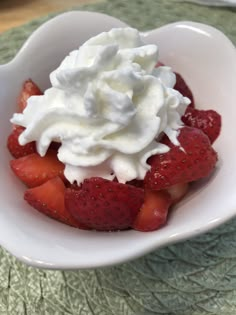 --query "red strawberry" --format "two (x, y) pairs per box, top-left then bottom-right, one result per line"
(174, 72), (194, 107)
(18, 79), (42, 112)
(7, 126), (36, 158)
(10, 150), (65, 188)
(145, 127), (218, 190)
(24, 176), (89, 229)
(132, 189), (172, 232)
(182, 107), (221, 144)
(65, 177), (144, 231)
